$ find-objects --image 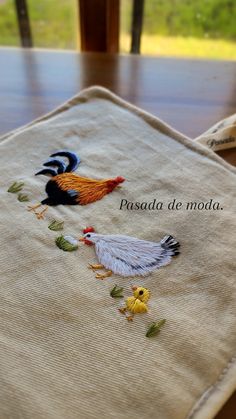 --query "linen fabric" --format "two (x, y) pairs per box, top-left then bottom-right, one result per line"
(0, 86), (235, 419)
